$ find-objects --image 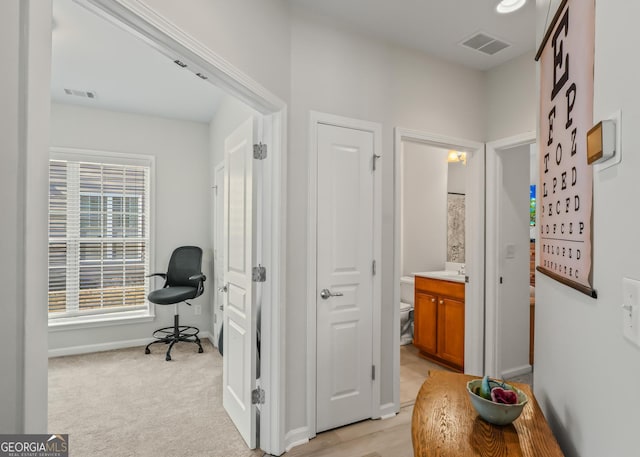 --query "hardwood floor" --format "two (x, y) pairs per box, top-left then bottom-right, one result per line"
(283, 344), (451, 457)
